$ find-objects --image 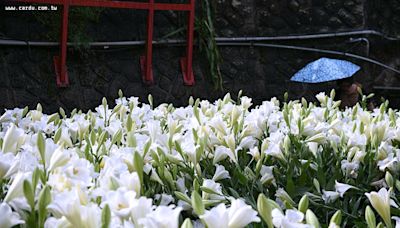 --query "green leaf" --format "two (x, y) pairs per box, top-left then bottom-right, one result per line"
(98, 131), (108, 145)
(101, 204), (111, 228)
(23, 180), (35, 210)
(200, 186), (222, 196)
(54, 128), (62, 144)
(22, 106), (29, 118)
(111, 129), (122, 146)
(37, 132), (46, 164)
(191, 191), (205, 216)
(46, 113), (60, 124)
(38, 185), (51, 227)
(234, 168), (248, 186)
(143, 139), (152, 157)
(133, 152), (144, 188)
(32, 168), (40, 193)
(126, 115), (133, 132)
(174, 191), (191, 204)
(59, 107), (66, 119)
